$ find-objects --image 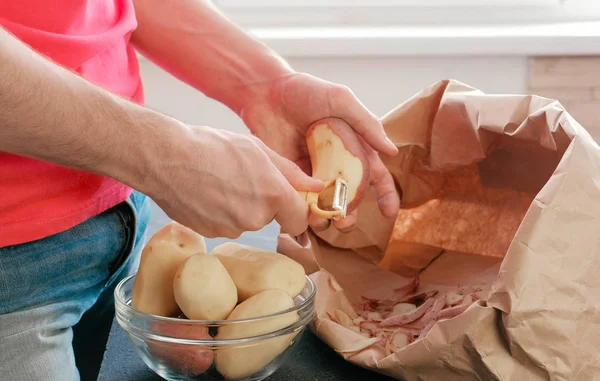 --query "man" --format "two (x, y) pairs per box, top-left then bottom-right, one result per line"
(0, 0), (400, 380)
